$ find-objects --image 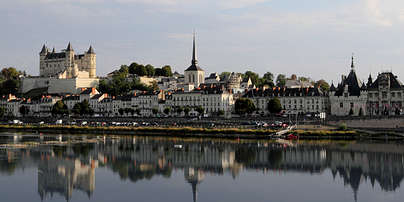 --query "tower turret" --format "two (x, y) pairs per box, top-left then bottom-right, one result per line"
(86, 45), (96, 78)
